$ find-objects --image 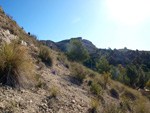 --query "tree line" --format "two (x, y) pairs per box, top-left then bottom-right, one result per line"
(66, 40), (150, 89)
